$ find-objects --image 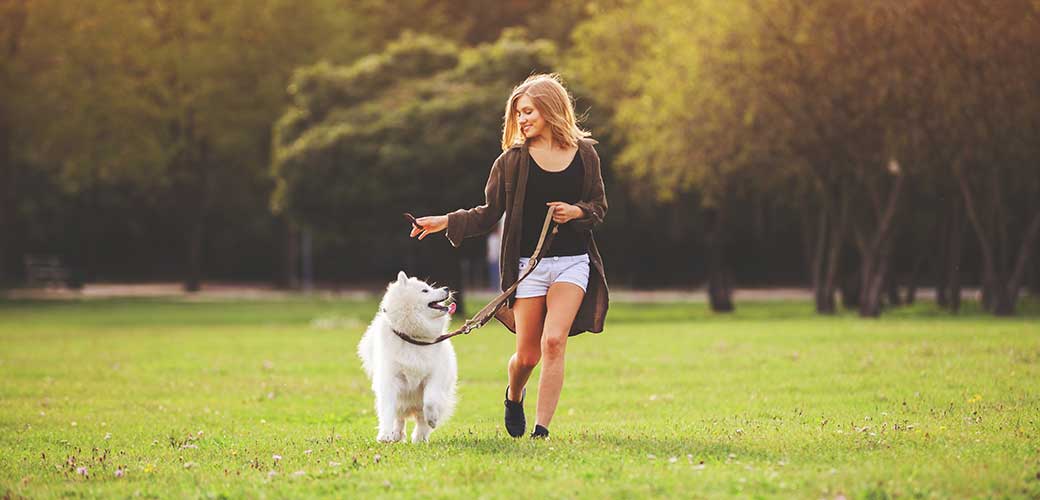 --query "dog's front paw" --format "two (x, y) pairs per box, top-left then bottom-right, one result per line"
(423, 404), (441, 429)
(376, 429), (404, 443)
